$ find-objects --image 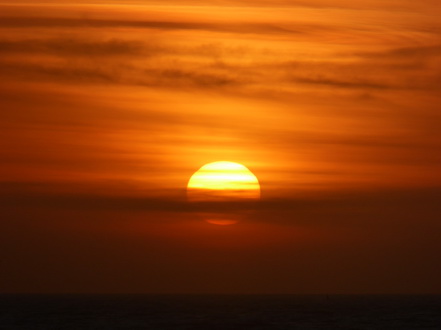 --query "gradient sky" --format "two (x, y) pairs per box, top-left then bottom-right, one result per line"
(1, 0), (440, 294)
